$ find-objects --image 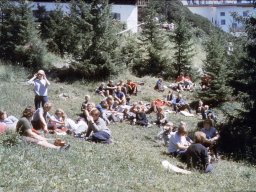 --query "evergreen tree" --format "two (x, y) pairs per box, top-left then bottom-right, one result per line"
(40, 4), (78, 57)
(169, 15), (194, 76)
(199, 31), (231, 106)
(0, 0), (47, 68)
(133, 4), (168, 77)
(220, 17), (256, 162)
(73, 0), (121, 79)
